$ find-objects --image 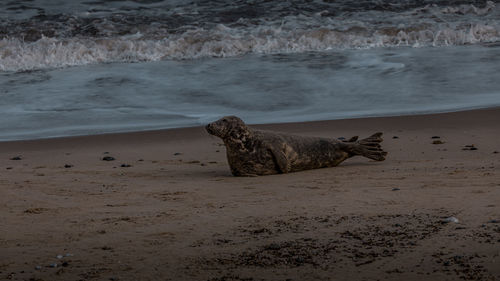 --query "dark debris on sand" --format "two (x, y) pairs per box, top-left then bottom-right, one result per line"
(102, 156), (116, 161)
(198, 214), (442, 269)
(207, 275), (254, 281)
(191, 213), (499, 280)
(431, 253), (493, 280)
